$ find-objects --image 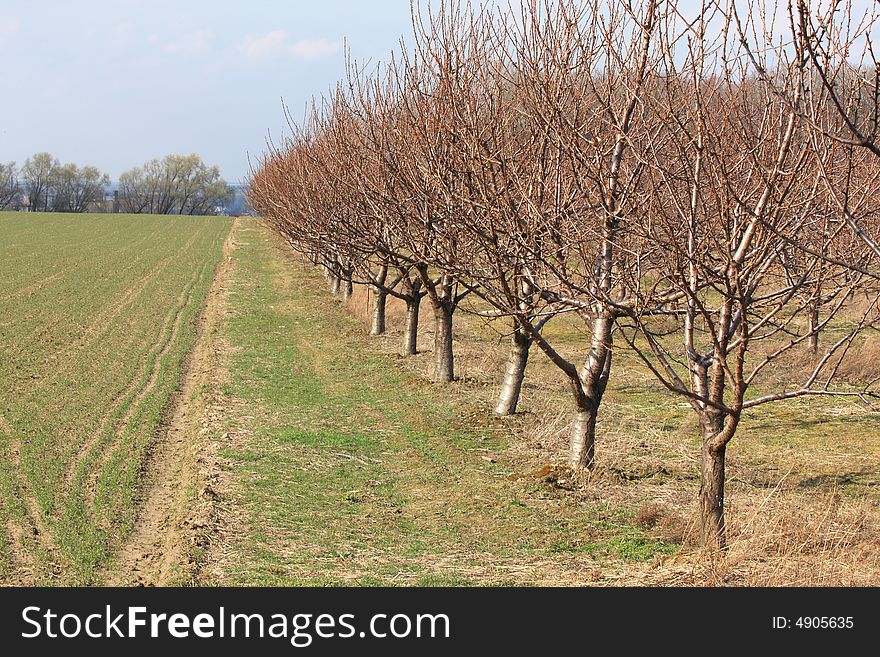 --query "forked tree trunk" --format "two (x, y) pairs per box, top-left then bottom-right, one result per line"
(568, 317), (613, 470)
(432, 303), (455, 383)
(699, 438), (727, 550)
(495, 327), (531, 416)
(370, 287), (388, 336)
(402, 297), (421, 356)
